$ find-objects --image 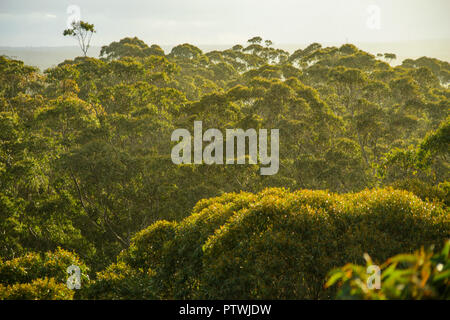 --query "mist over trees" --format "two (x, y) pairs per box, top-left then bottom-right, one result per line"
(0, 35), (448, 299)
